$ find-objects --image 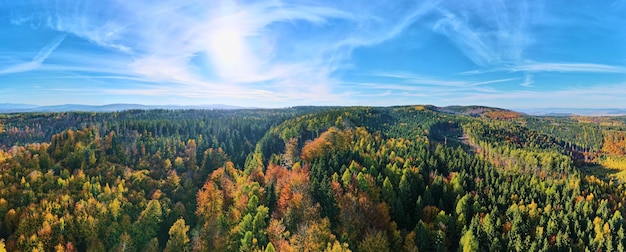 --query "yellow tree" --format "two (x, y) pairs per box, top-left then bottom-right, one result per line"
(164, 219), (190, 252)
